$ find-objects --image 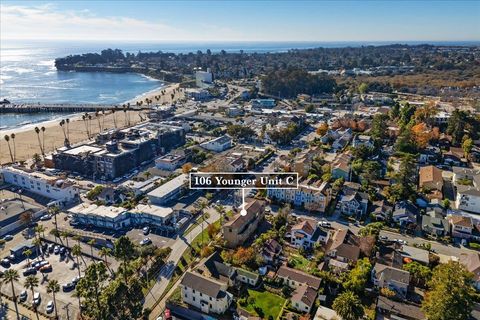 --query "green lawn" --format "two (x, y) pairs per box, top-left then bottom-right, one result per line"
(190, 219), (221, 251)
(289, 253), (315, 273)
(243, 289), (285, 319)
